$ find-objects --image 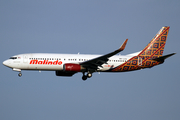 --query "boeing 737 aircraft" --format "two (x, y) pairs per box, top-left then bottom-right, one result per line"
(3, 26), (175, 80)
